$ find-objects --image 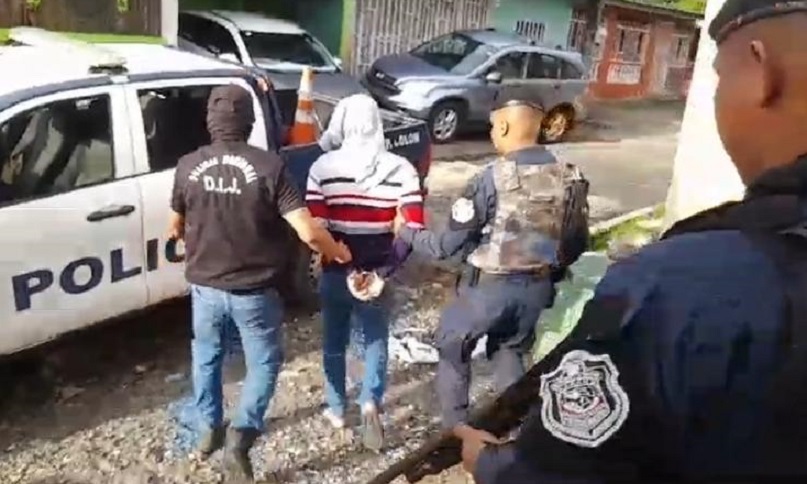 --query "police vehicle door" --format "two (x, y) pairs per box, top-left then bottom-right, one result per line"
(124, 77), (269, 304)
(0, 85), (147, 356)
